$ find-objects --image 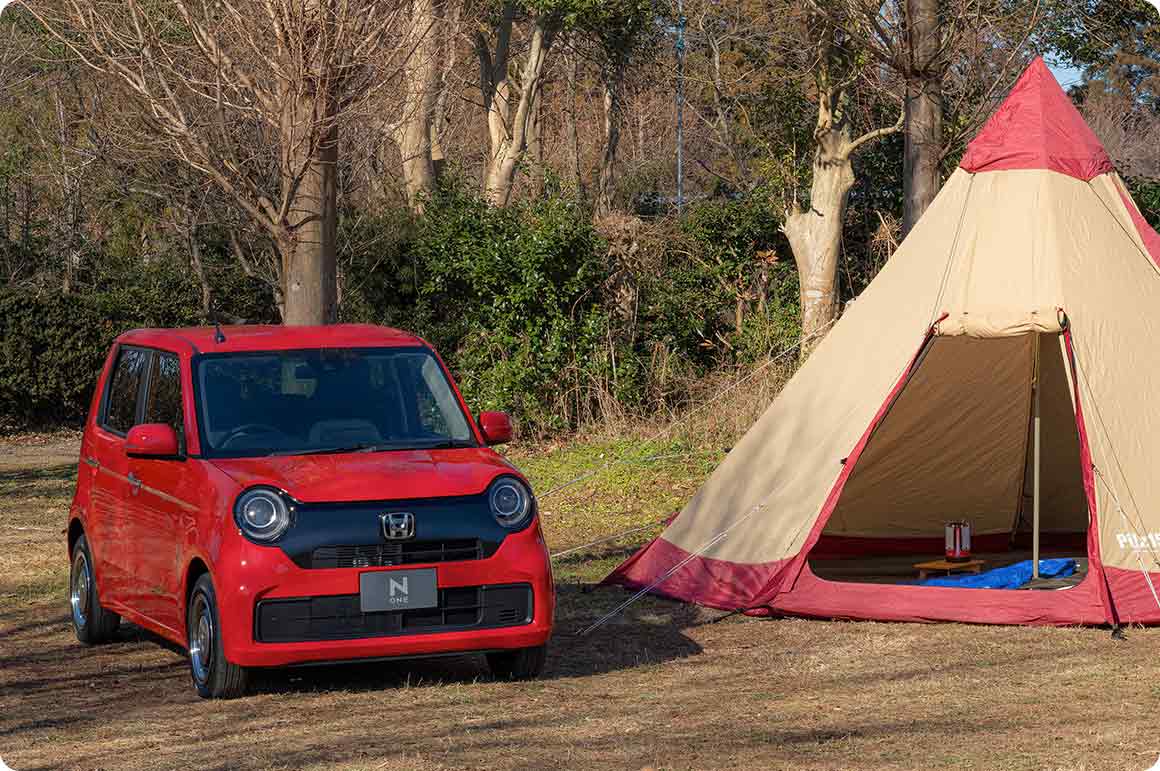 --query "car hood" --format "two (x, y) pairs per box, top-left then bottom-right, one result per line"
(209, 448), (521, 503)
